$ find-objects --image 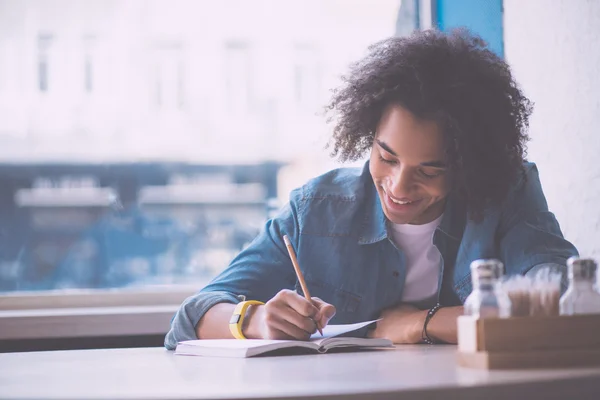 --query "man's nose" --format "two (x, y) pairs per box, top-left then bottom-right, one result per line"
(389, 166), (415, 197)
